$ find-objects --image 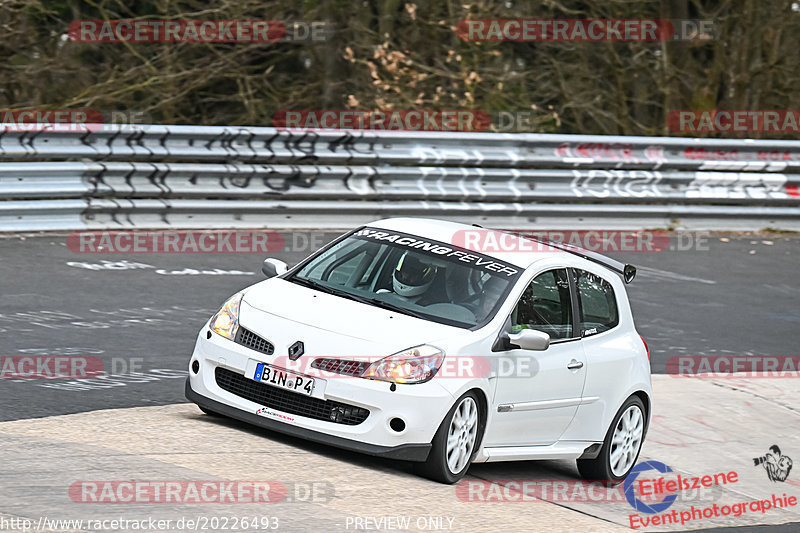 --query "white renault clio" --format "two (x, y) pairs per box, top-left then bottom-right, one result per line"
(186, 218), (652, 484)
